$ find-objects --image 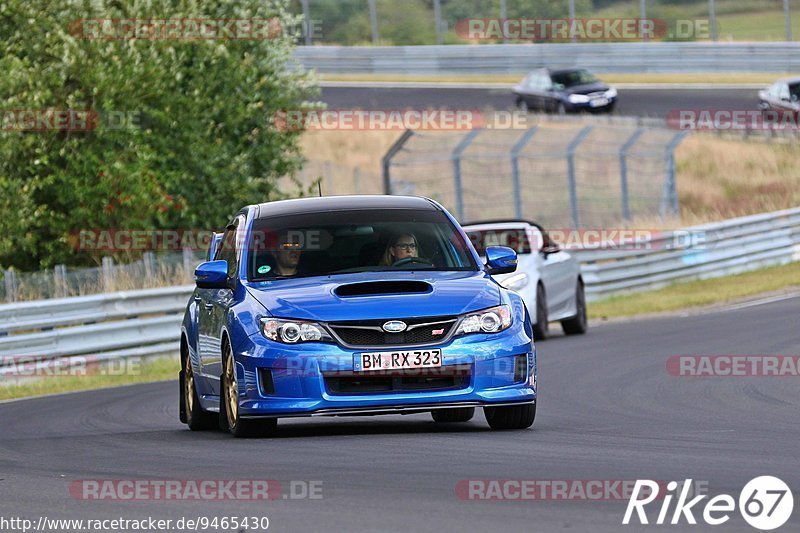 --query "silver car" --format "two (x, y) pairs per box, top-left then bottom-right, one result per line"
(463, 220), (586, 340)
